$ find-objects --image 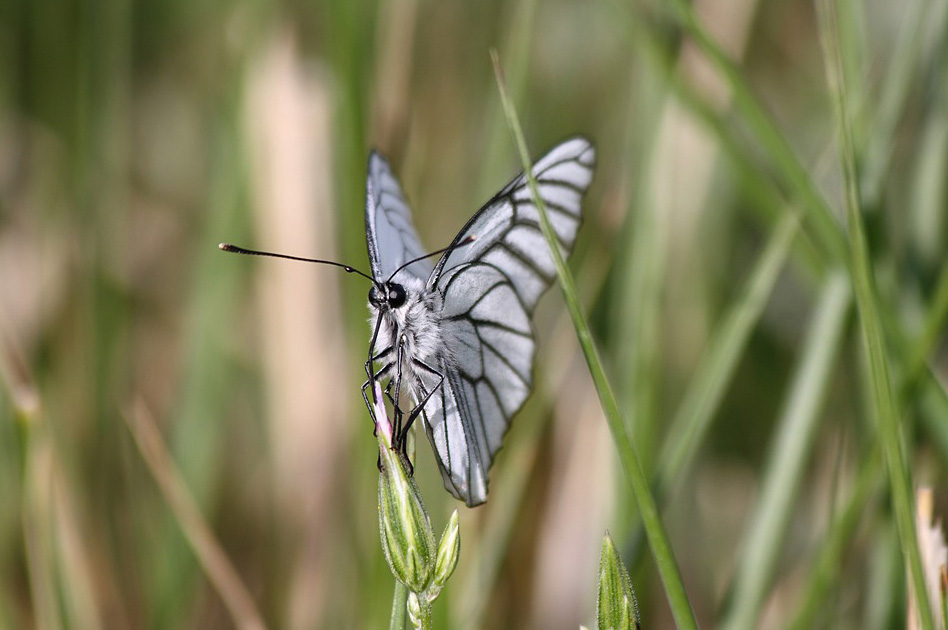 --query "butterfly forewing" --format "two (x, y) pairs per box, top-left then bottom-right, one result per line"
(365, 151), (432, 284)
(430, 136), (594, 295)
(416, 137), (595, 505)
